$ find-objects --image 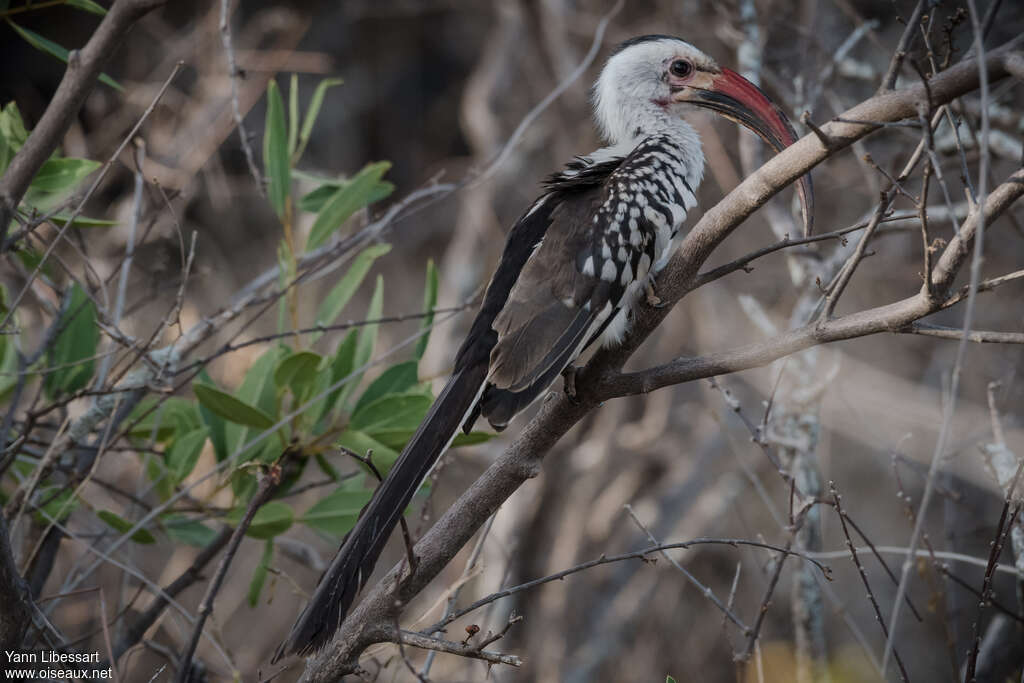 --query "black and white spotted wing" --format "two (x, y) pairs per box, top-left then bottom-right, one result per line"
(476, 134), (698, 429)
